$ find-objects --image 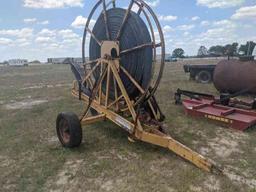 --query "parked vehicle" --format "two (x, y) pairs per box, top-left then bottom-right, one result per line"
(183, 64), (216, 83)
(165, 56), (177, 62)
